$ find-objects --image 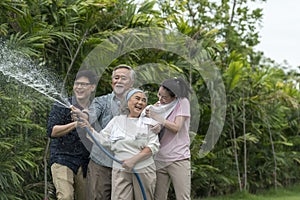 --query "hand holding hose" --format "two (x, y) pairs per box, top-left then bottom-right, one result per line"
(70, 105), (89, 121)
(122, 158), (136, 171)
(70, 106), (93, 131)
(70, 105), (147, 200)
